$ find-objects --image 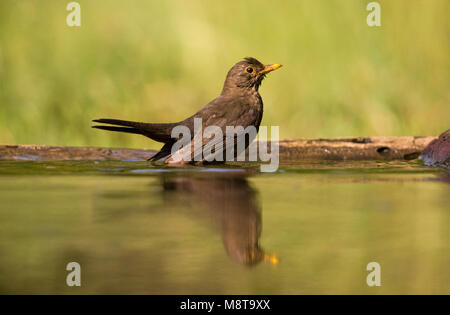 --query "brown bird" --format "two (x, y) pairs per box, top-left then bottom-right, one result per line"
(92, 57), (282, 163)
